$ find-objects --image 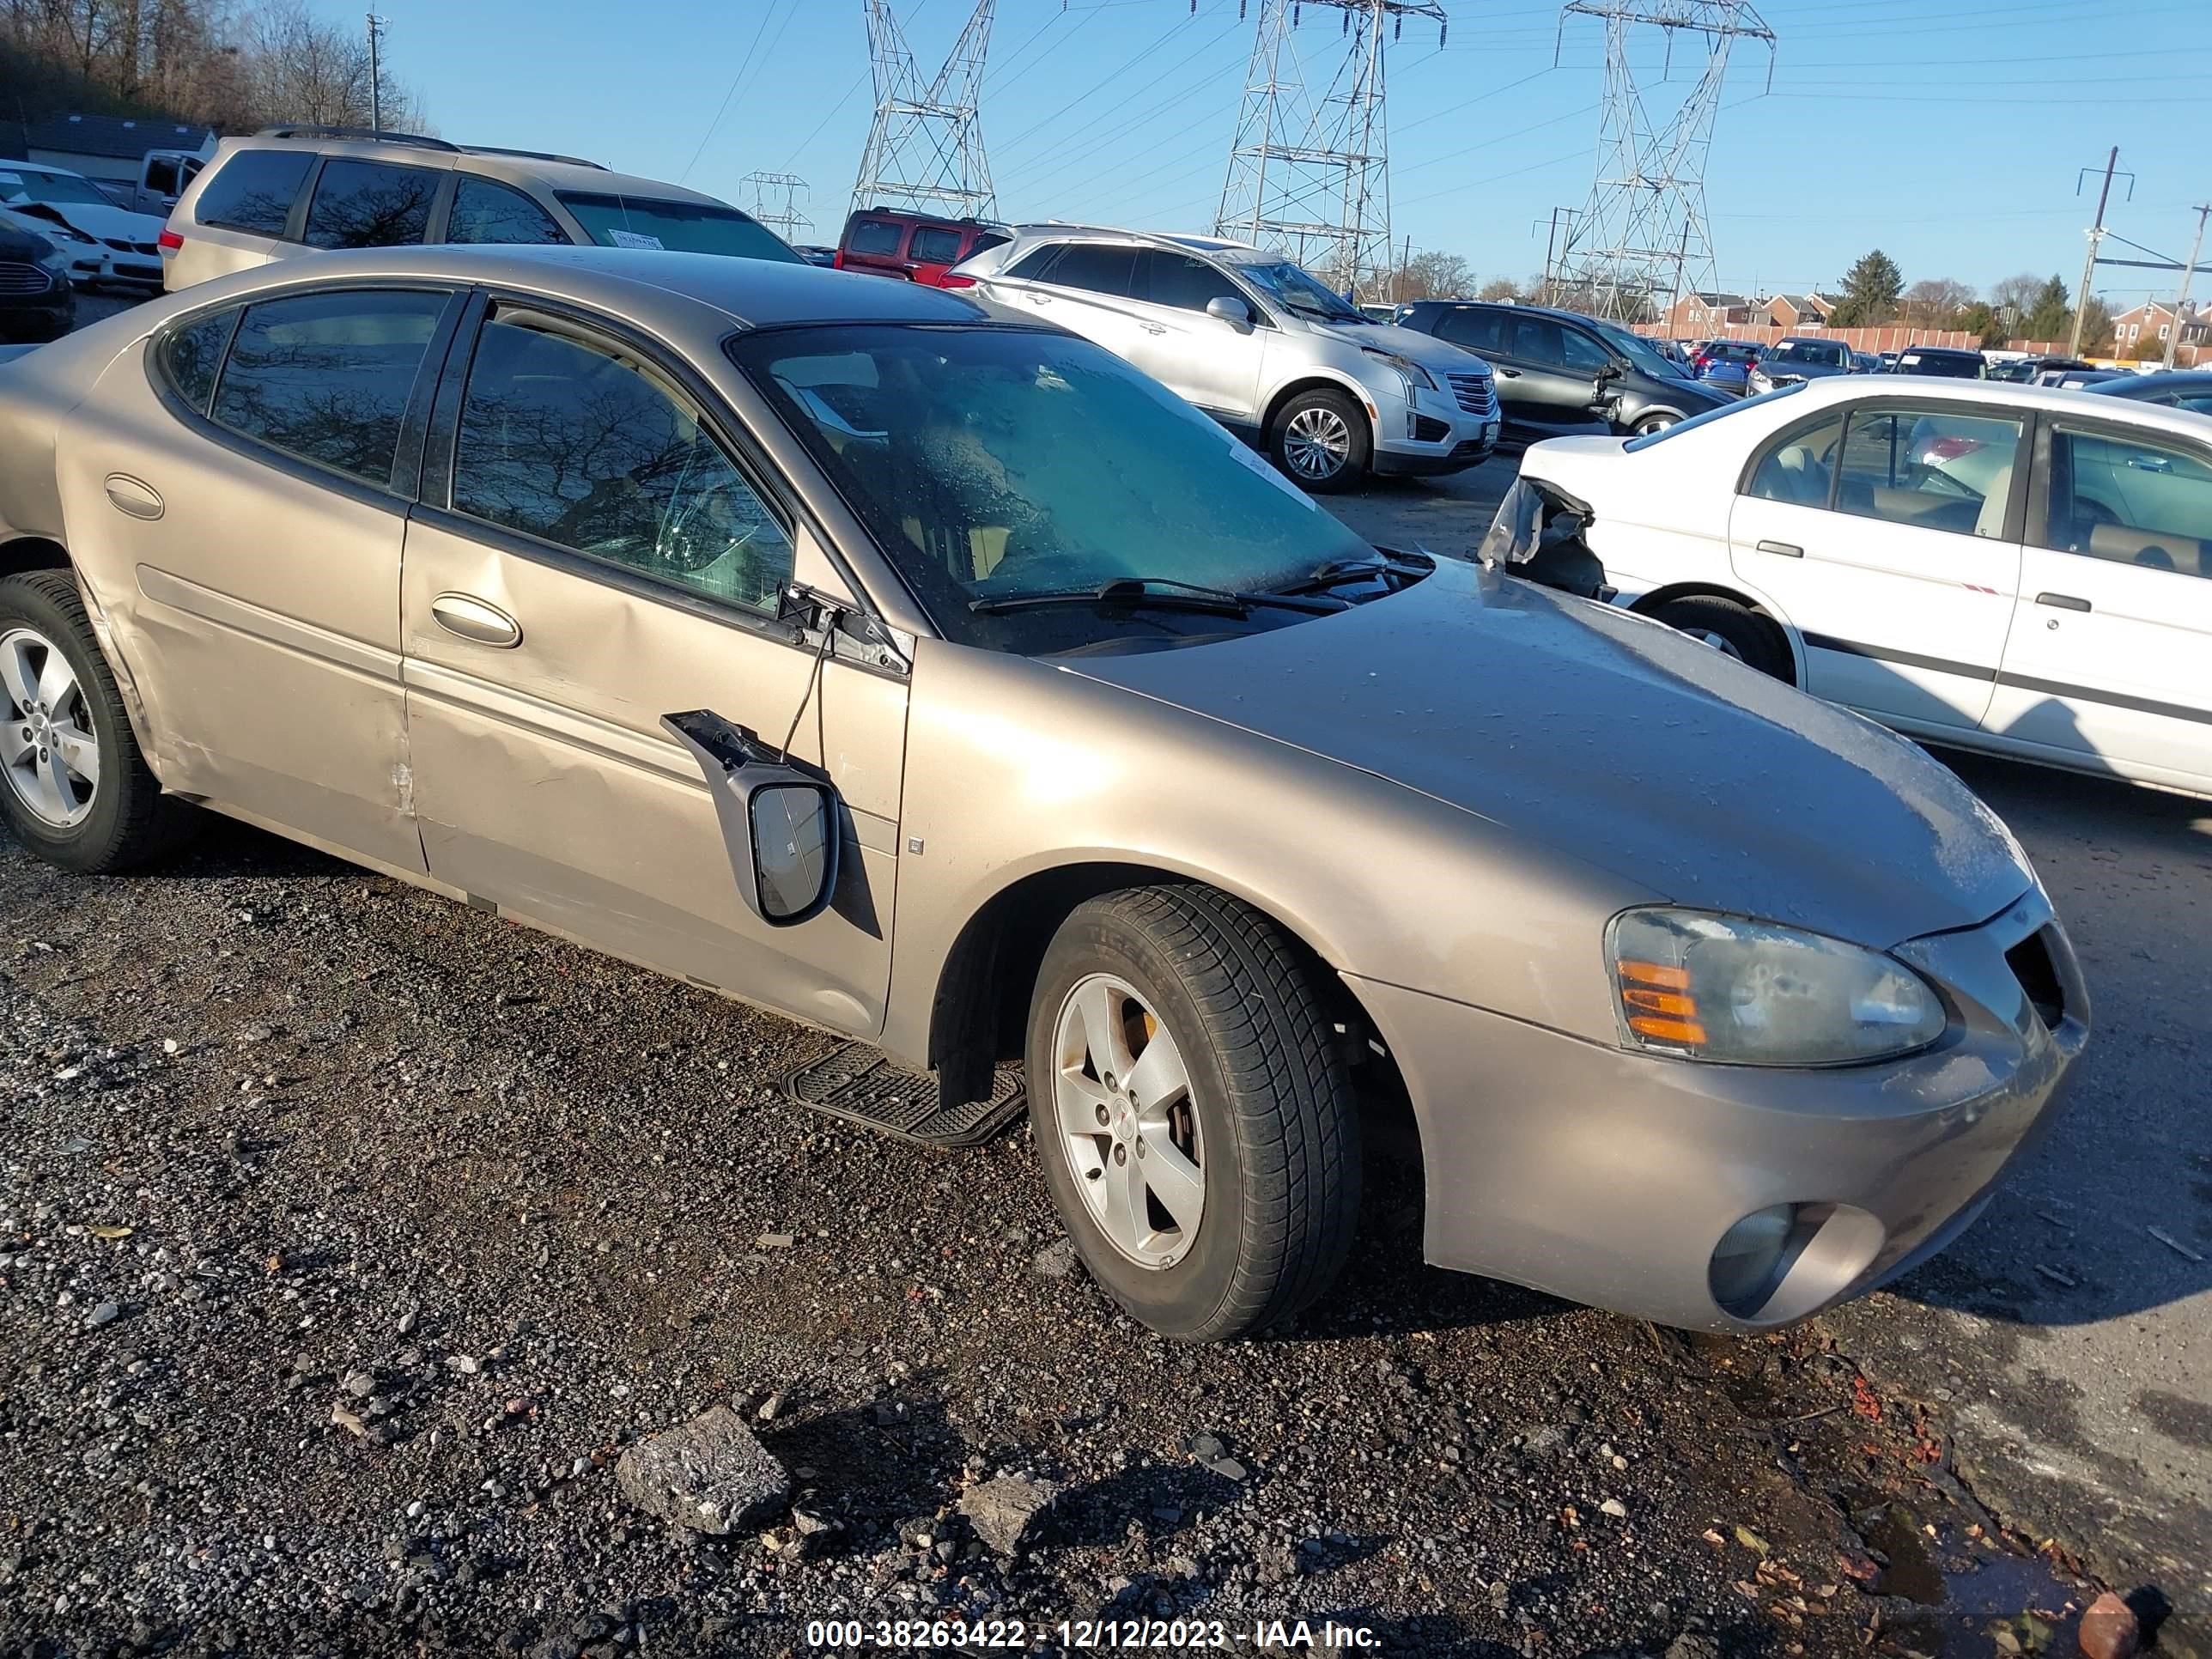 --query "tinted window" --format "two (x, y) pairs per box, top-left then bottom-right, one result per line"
(447, 175), (566, 246)
(1833, 407), (2022, 537)
(1511, 317), (1571, 367)
(908, 227), (963, 264)
(560, 194), (801, 263)
(193, 149), (314, 236)
(1559, 327), (1612, 371)
(1139, 250), (1241, 313)
(452, 312), (793, 612)
(846, 218), (904, 256)
(1432, 307), (1507, 354)
(1006, 242), (1064, 279)
(1744, 410), (1844, 503)
(304, 160), (436, 250)
(1046, 243), (1137, 298)
(145, 157), (180, 196)
(2044, 426), (2212, 577)
(210, 289), (447, 486)
(968, 230), (1009, 257)
(160, 309), (237, 416)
